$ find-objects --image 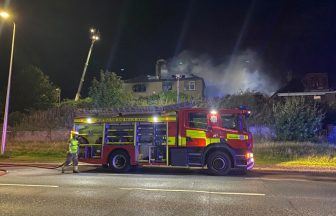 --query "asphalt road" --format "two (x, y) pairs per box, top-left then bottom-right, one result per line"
(0, 165), (335, 216)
